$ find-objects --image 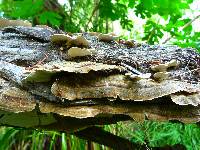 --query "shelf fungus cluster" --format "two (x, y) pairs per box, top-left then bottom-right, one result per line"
(98, 33), (119, 42)
(0, 24), (200, 131)
(0, 18), (32, 28)
(50, 33), (98, 58)
(151, 59), (179, 81)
